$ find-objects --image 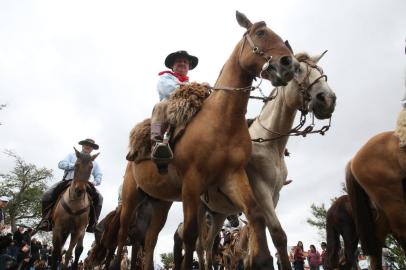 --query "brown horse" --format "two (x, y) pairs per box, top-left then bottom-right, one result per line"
(51, 148), (99, 270)
(325, 195), (359, 270)
(114, 11), (298, 270)
(345, 130), (406, 270)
